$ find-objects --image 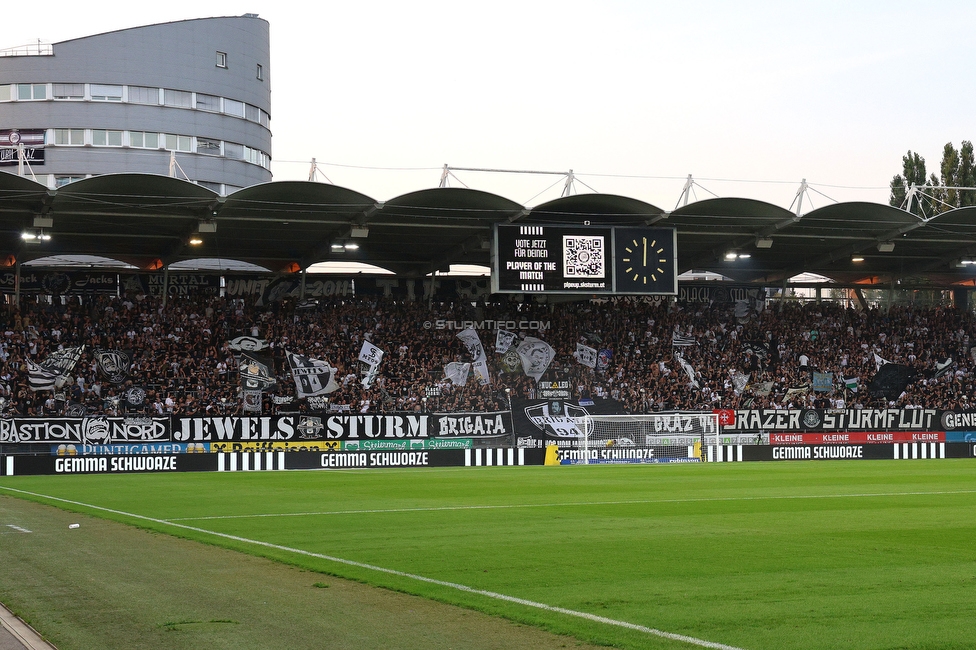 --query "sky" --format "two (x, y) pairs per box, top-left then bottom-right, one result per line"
(4, 0), (975, 211)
